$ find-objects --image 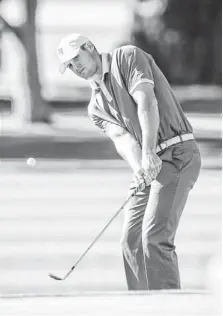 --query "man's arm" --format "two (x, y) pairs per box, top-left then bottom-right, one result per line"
(131, 82), (162, 179)
(105, 124), (142, 175)
(132, 82), (159, 154)
(88, 100), (142, 174)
